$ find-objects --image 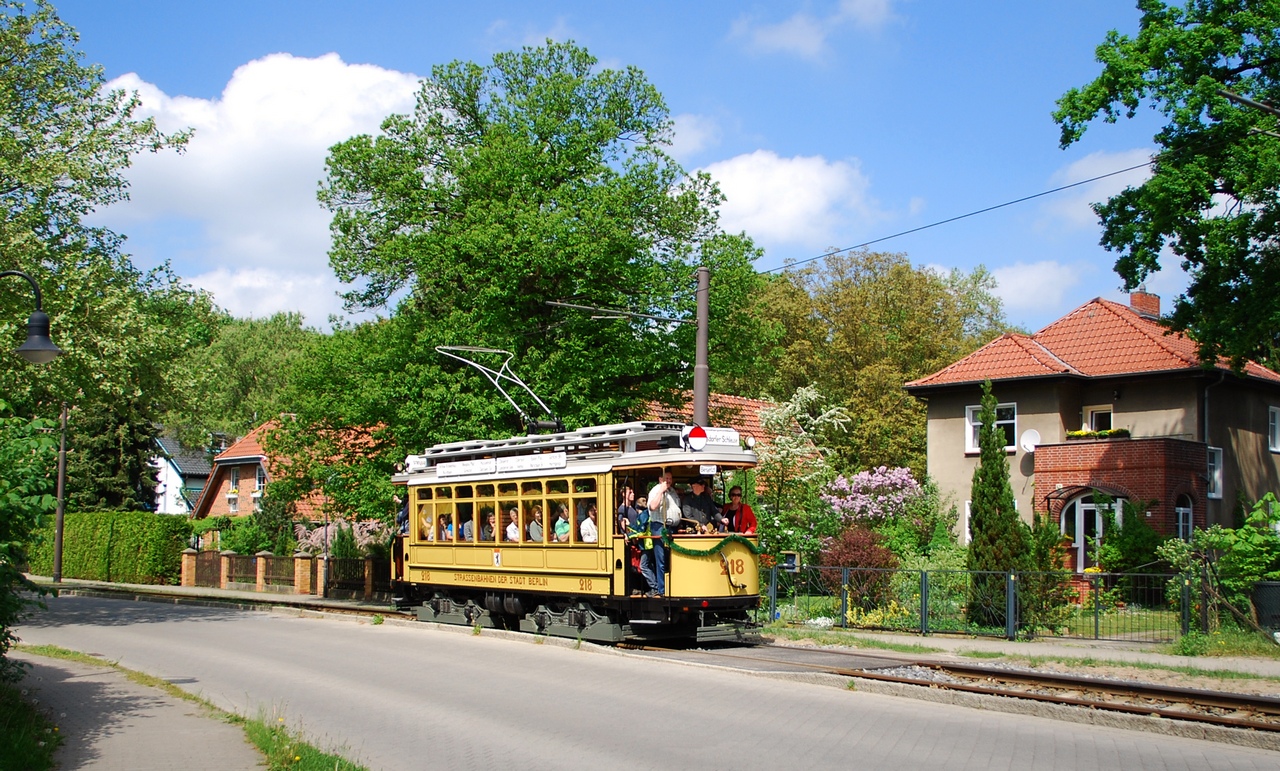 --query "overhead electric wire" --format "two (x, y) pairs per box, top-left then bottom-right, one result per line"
(762, 157), (1157, 274)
